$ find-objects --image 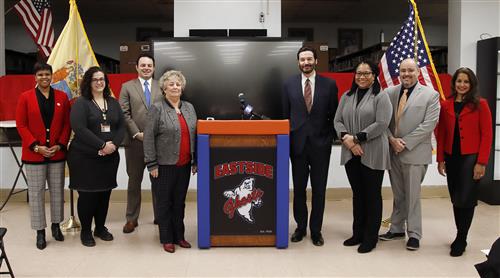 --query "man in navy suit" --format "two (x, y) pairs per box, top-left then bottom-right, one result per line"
(282, 46), (338, 246)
